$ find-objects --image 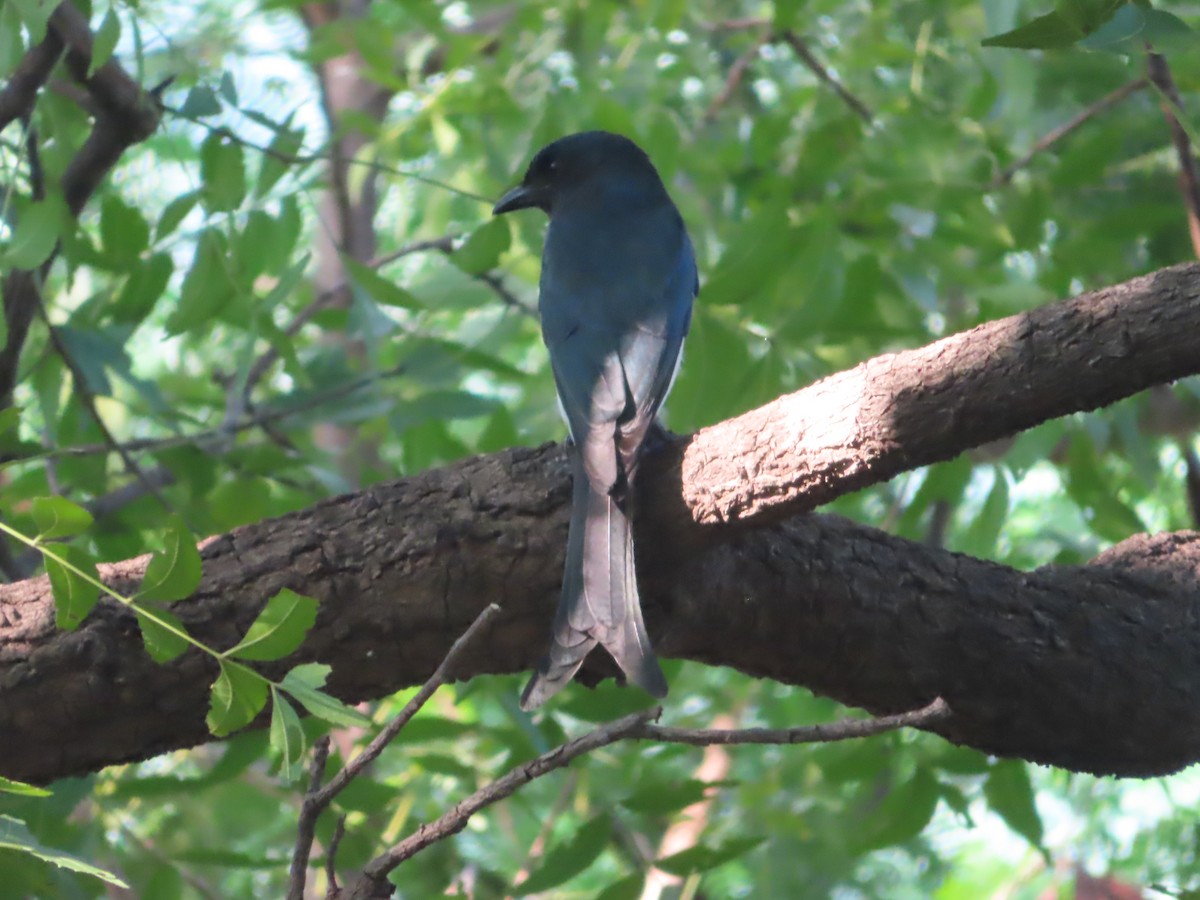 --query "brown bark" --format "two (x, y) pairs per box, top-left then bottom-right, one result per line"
(3, 263), (1200, 783)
